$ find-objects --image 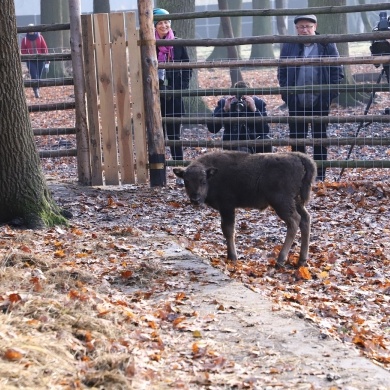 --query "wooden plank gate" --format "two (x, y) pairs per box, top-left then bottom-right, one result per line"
(81, 12), (148, 186)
